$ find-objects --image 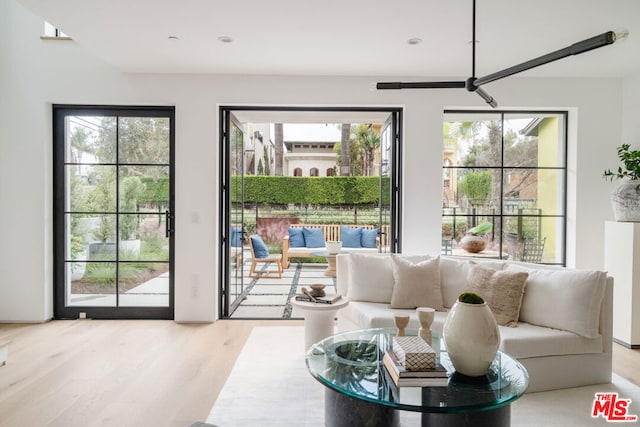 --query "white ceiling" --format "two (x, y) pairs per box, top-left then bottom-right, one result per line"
(18, 0), (640, 79)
